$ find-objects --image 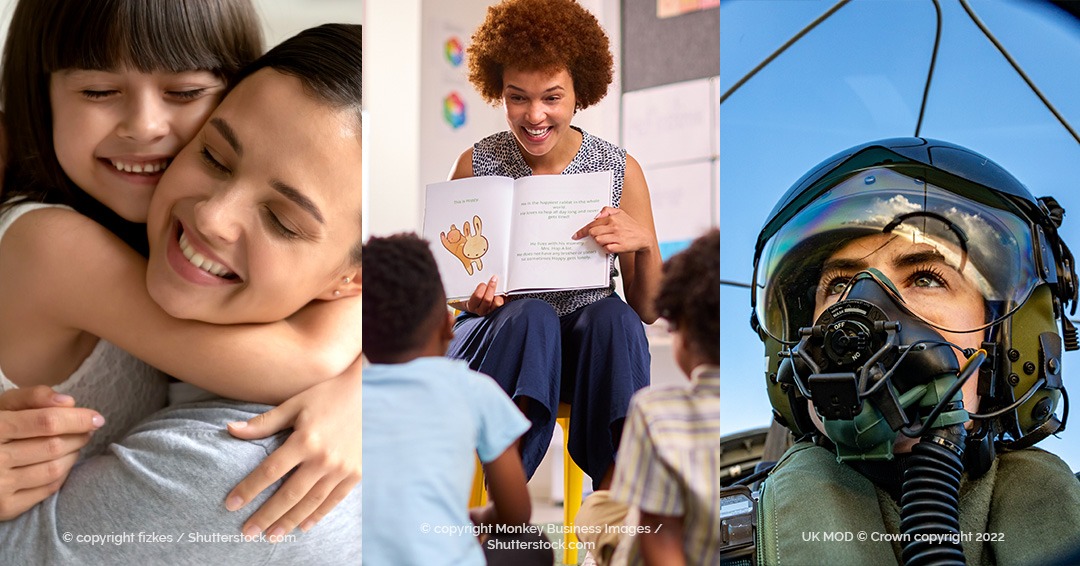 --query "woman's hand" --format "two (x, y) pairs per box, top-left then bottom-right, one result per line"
(572, 206), (654, 254)
(459, 275), (505, 316)
(0, 386), (103, 519)
(225, 356), (361, 539)
(592, 155), (663, 323)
